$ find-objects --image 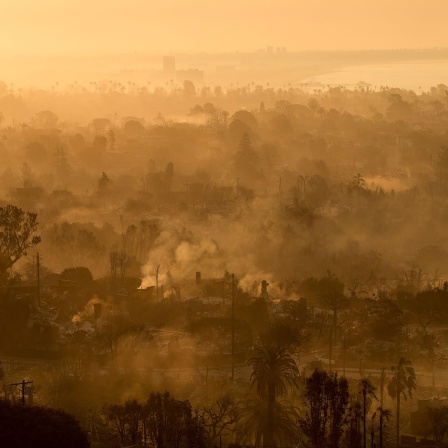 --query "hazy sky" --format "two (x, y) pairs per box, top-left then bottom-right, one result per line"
(1, 0), (447, 55)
